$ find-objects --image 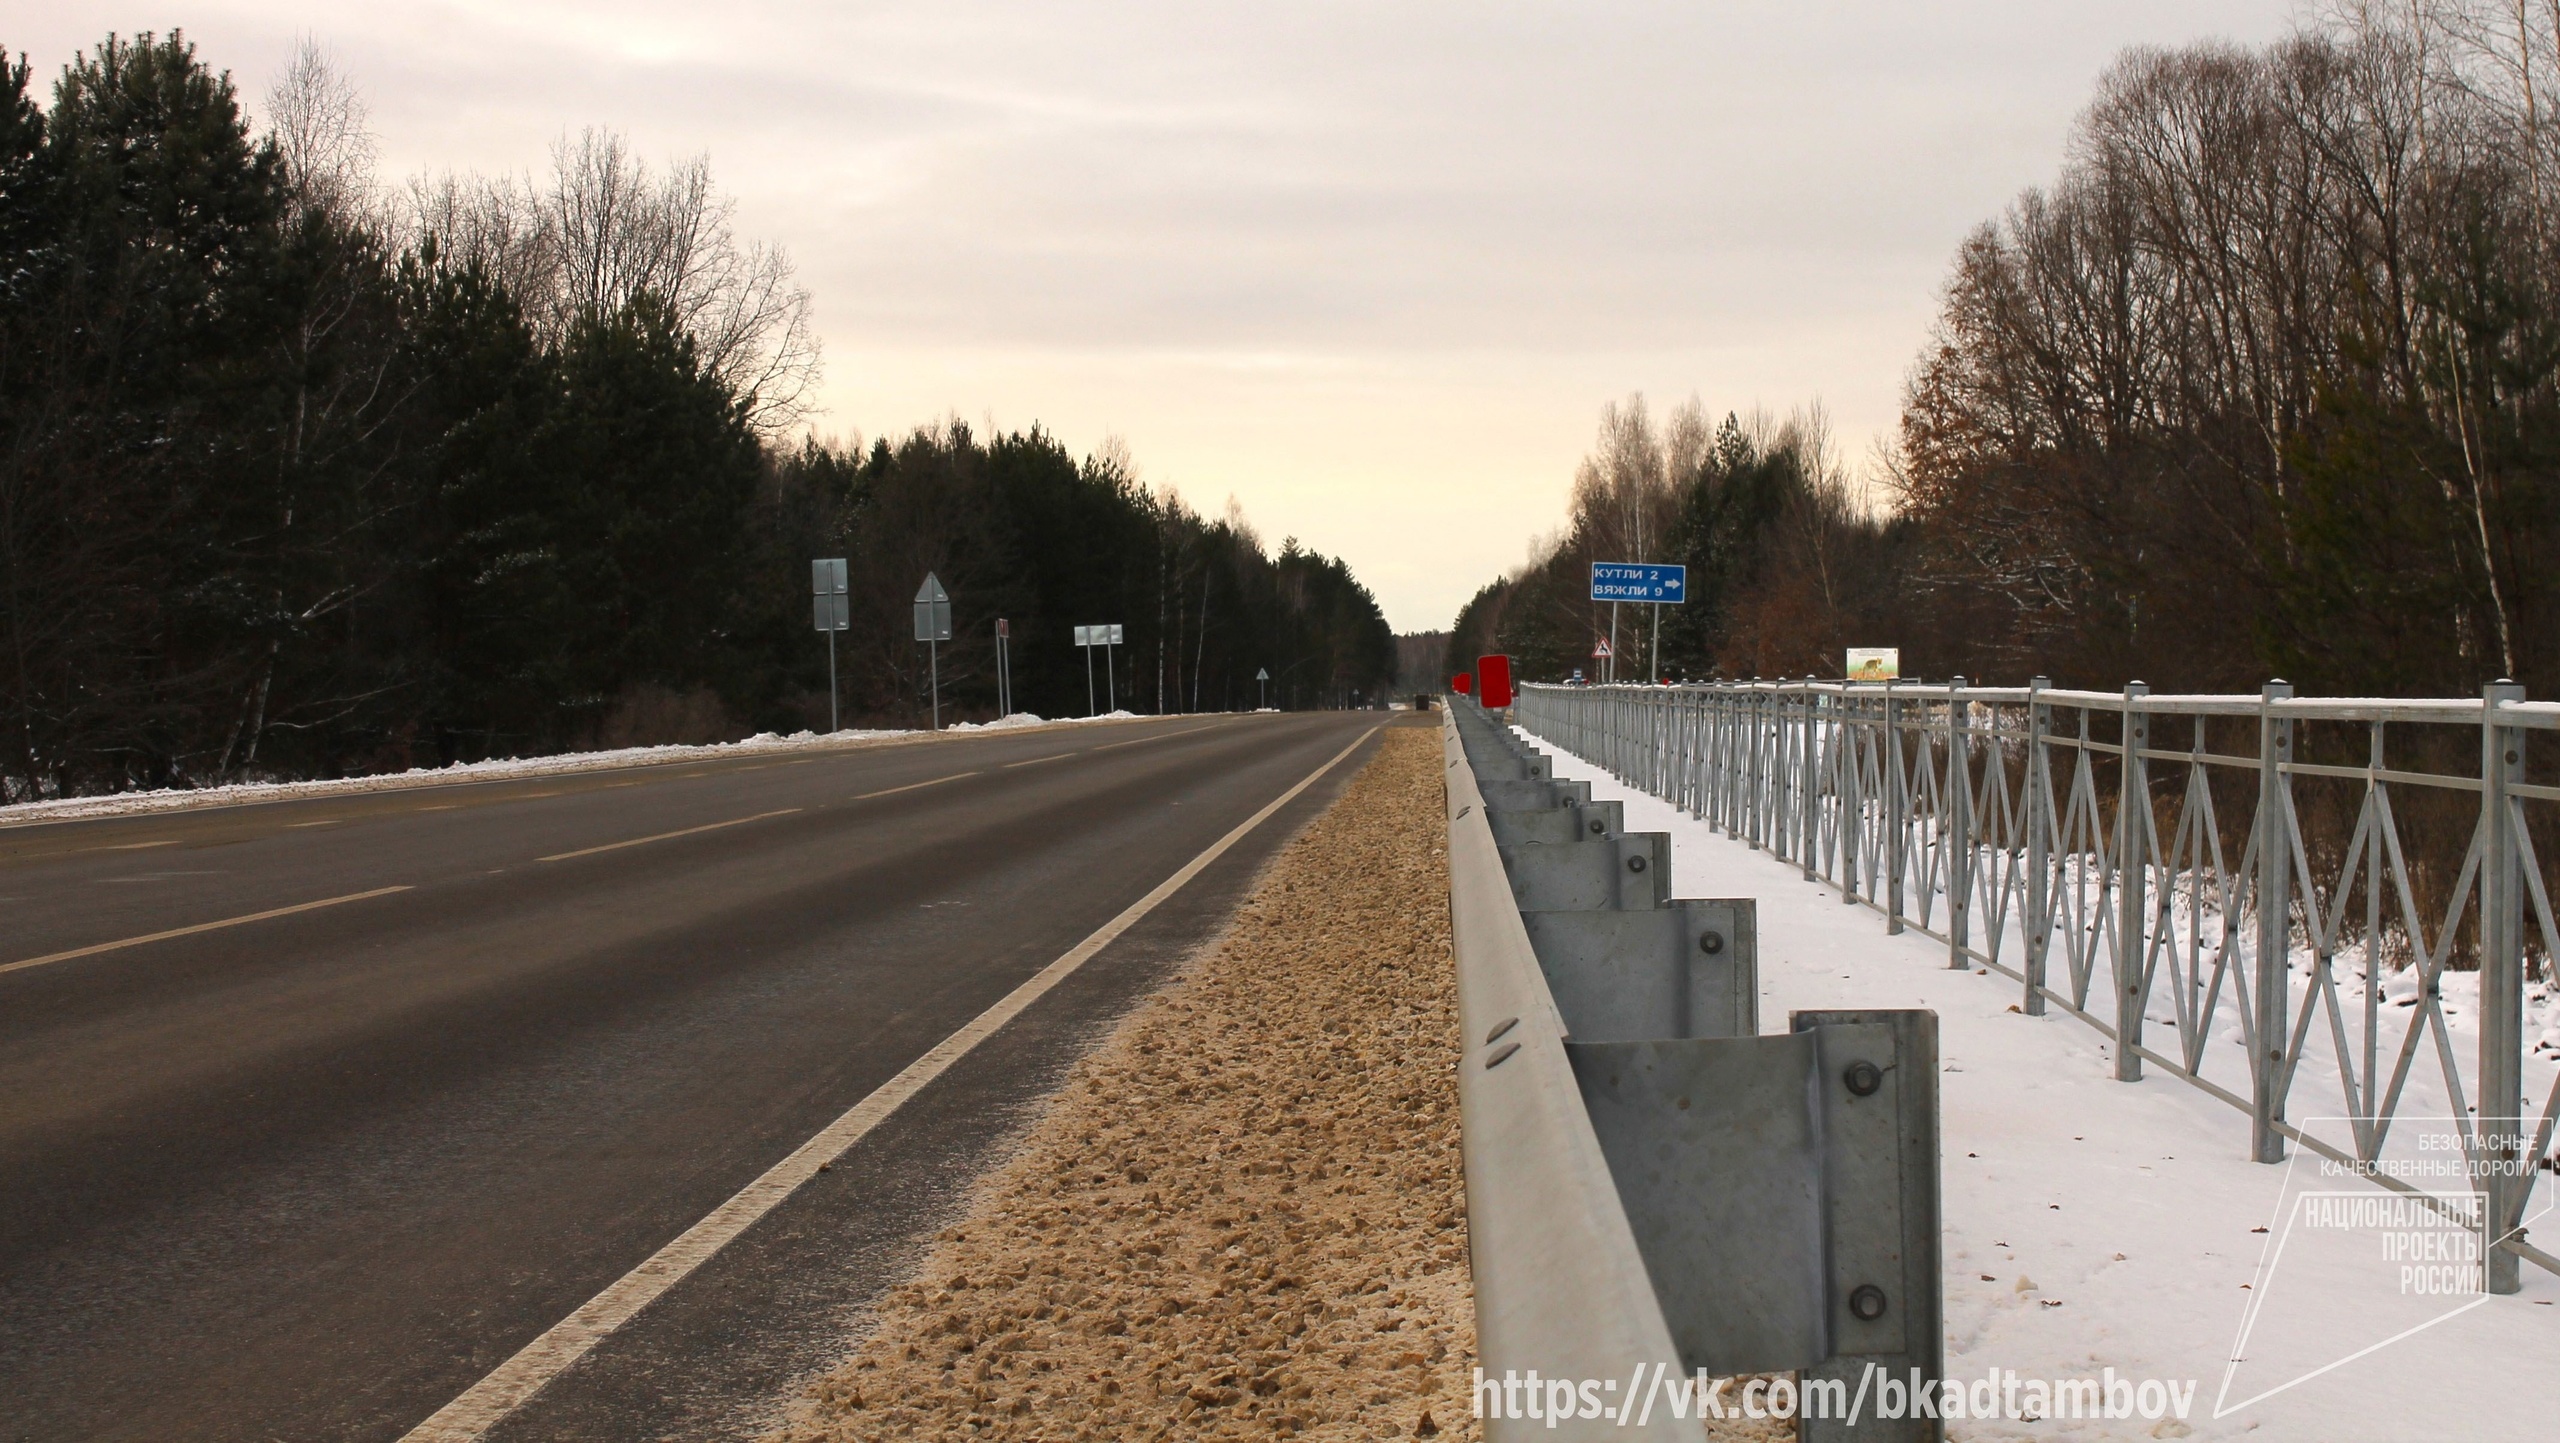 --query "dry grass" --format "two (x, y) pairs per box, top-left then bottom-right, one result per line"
(772, 724), (1475, 1441)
